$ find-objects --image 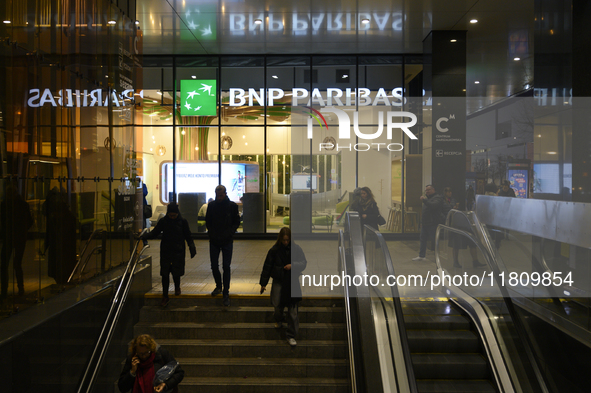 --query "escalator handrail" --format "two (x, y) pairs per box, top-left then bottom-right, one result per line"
(76, 230), (150, 393)
(343, 212), (384, 393)
(436, 219), (550, 393)
(363, 225), (419, 393)
(339, 229), (358, 393)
